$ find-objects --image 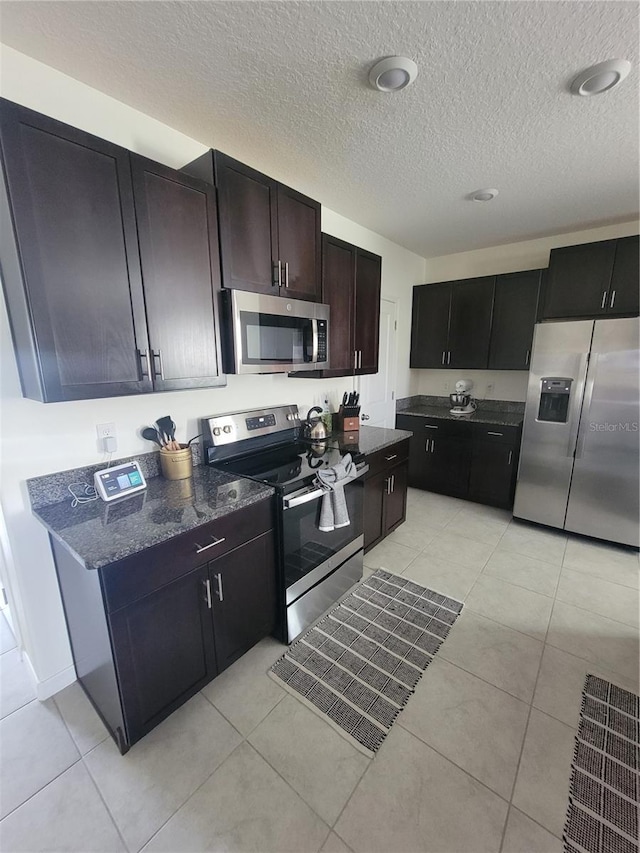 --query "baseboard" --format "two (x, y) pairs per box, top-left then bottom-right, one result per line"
(24, 653), (76, 700)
